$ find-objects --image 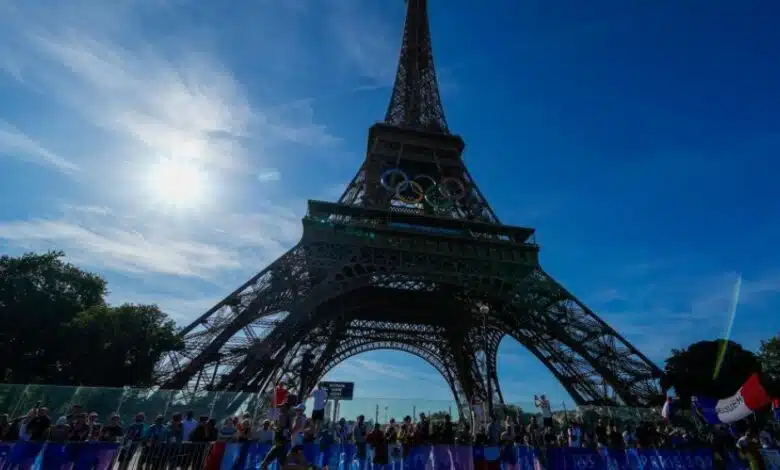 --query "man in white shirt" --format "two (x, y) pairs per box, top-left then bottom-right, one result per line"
(310, 383), (328, 433)
(534, 394), (553, 428)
